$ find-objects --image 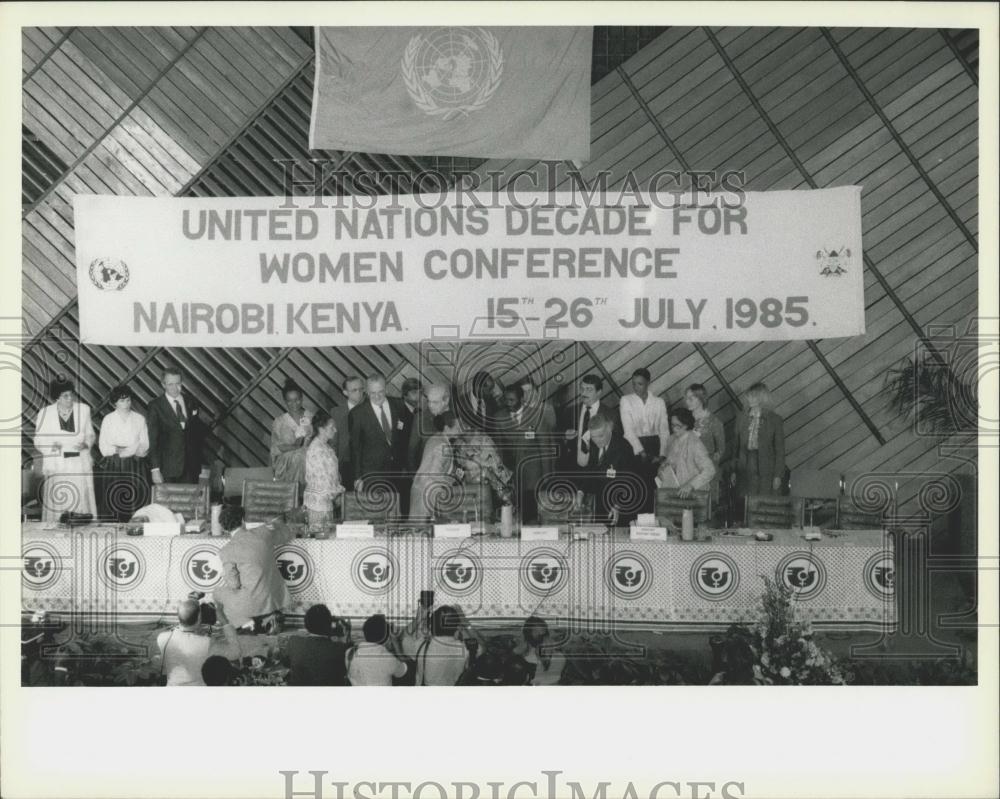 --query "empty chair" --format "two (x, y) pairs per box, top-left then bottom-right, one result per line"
(836, 496), (884, 529)
(789, 467), (841, 527)
(242, 480), (298, 523)
(745, 494), (796, 528)
(432, 482), (486, 523)
(656, 488), (711, 528)
(341, 489), (399, 523)
(151, 483), (209, 522)
(222, 466), (274, 498)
